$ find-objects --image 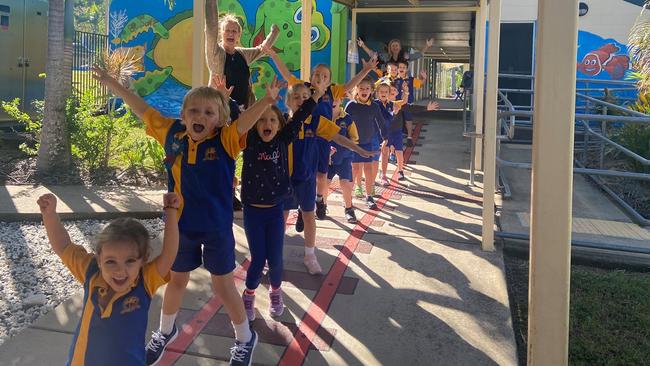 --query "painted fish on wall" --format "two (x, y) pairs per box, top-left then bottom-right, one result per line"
(577, 43), (630, 80)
